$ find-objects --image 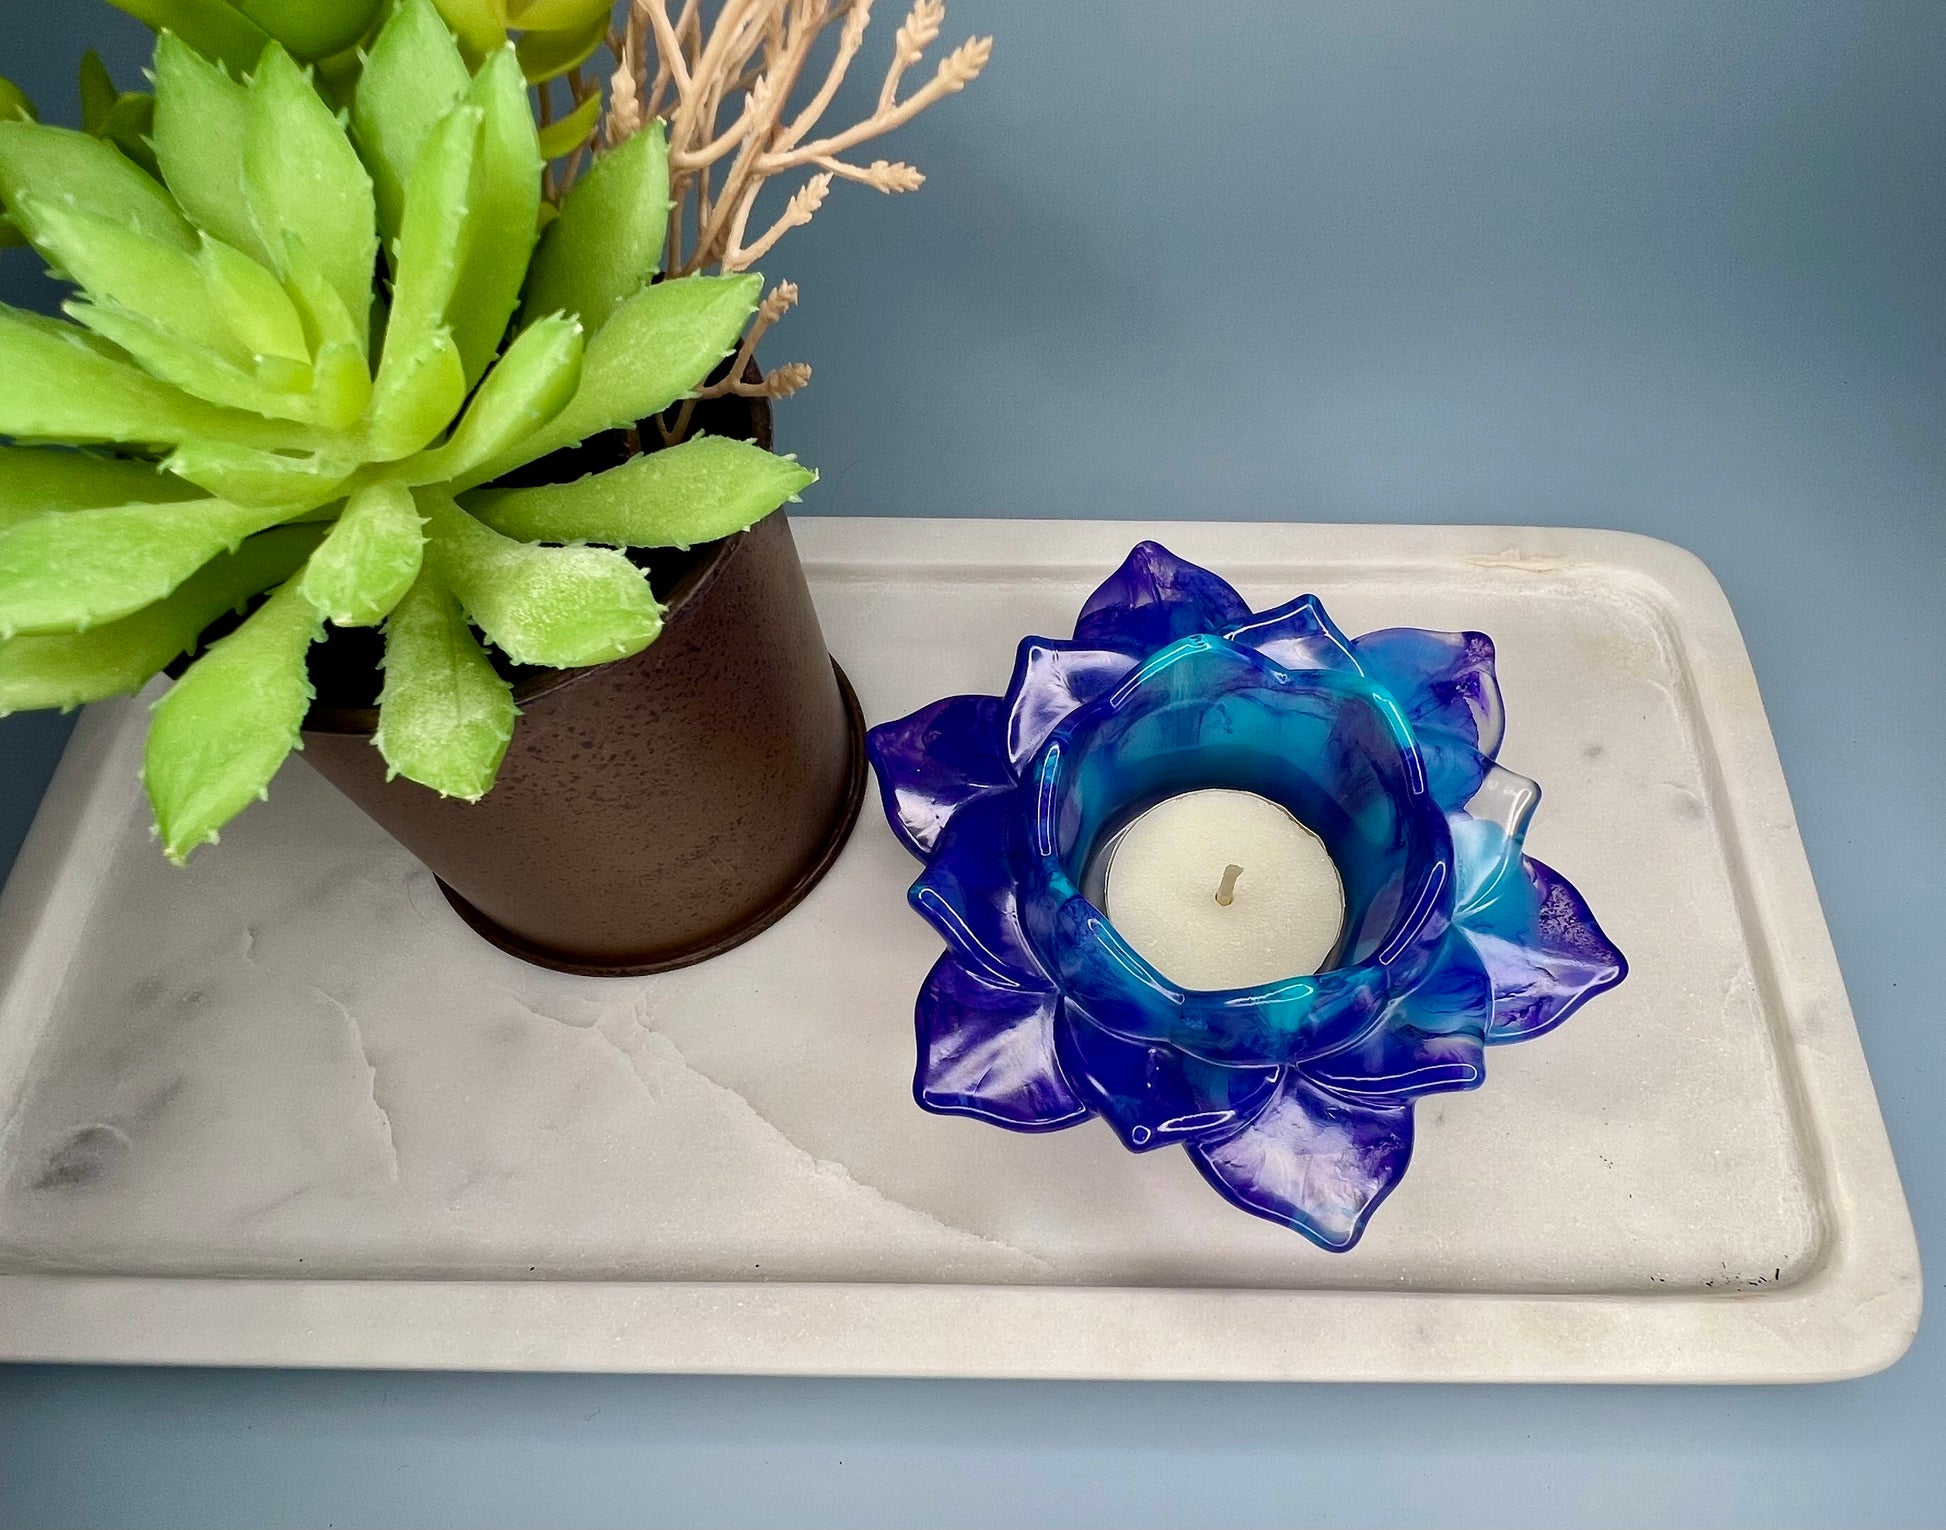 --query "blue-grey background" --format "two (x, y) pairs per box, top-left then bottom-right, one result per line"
(1, 2), (1942, 1525)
